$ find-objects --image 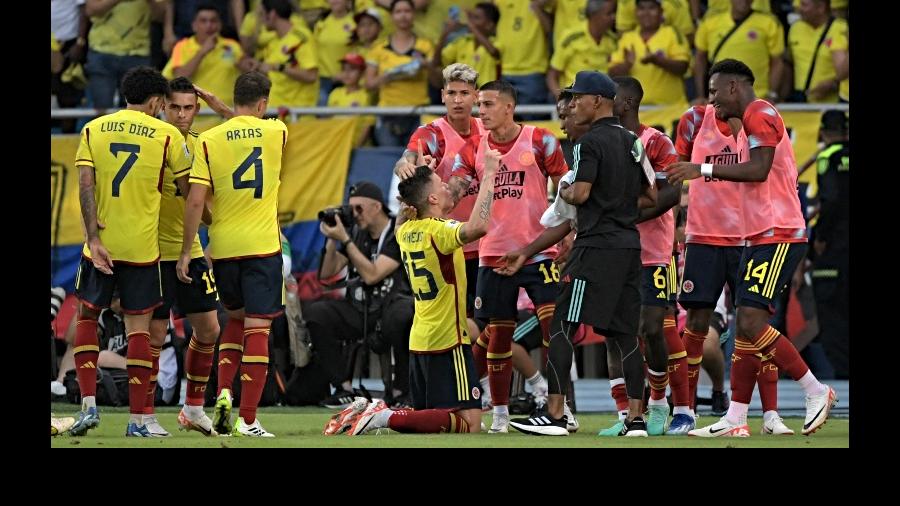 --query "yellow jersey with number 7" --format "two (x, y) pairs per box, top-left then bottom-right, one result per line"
(189, 115), (288, 260)
(76, 109), (191, 264)
(396, 217), (470, 353)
